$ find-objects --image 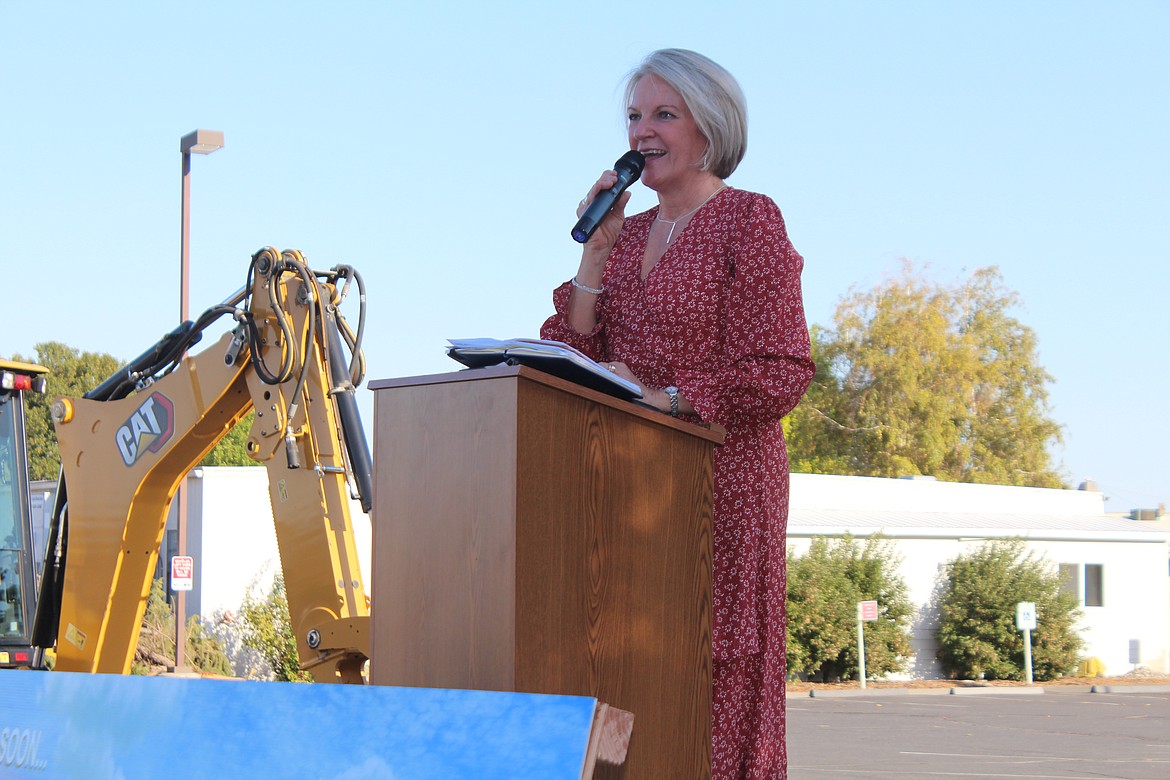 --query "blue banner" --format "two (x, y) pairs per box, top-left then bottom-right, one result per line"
(0, 672), (596, 779)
